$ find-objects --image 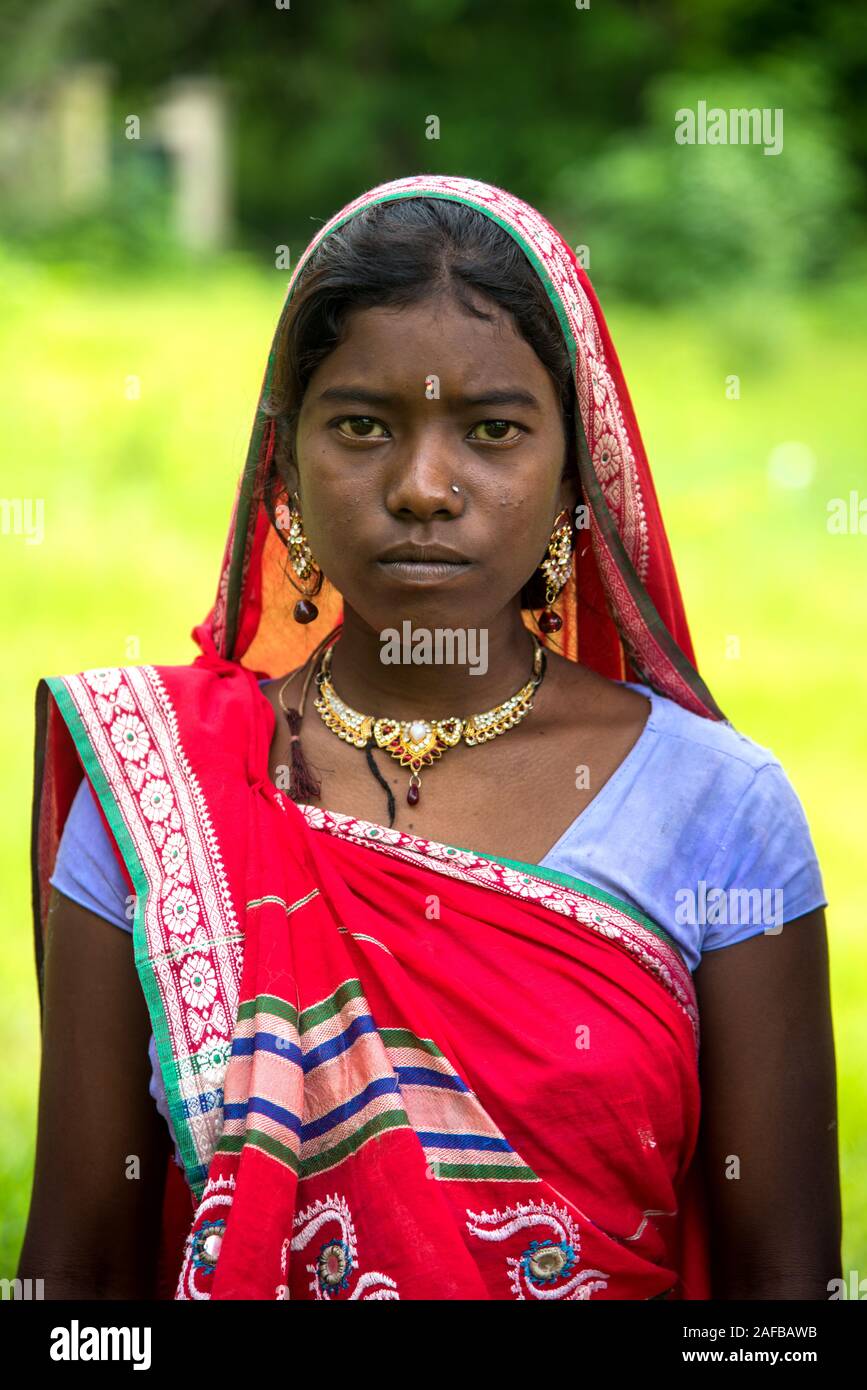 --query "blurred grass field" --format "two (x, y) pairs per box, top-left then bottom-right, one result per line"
(1, 250), (865, 1282)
